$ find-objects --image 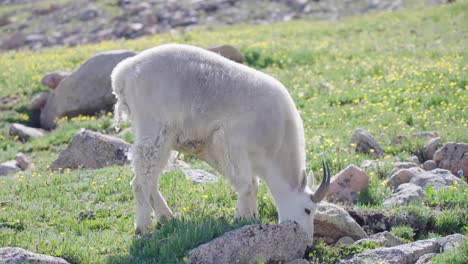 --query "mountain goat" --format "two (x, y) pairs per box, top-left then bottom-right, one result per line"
(111, 44), (330, 238)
